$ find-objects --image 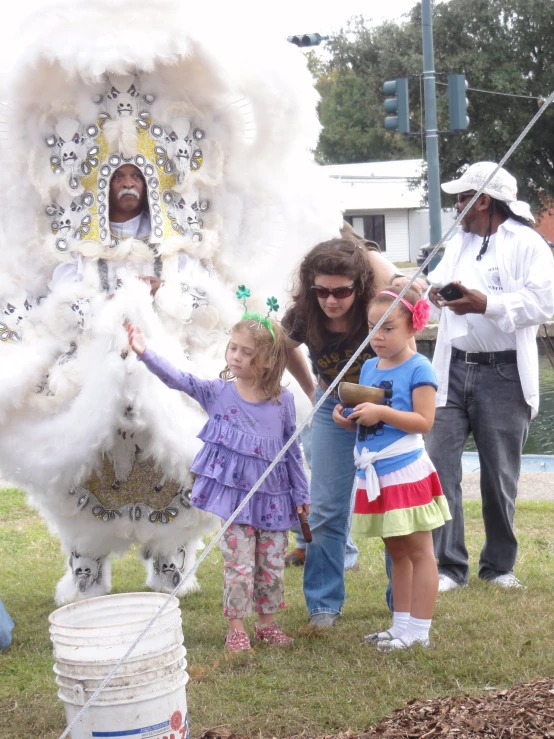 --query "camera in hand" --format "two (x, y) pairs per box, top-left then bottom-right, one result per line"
(438, 283), (464, 301)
